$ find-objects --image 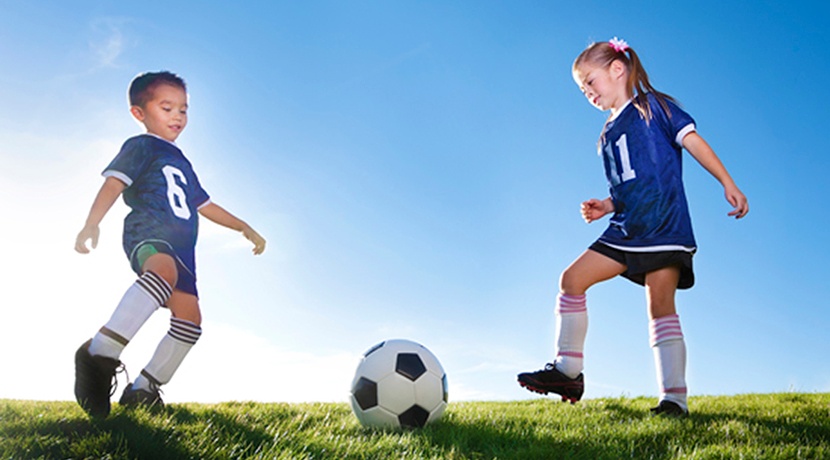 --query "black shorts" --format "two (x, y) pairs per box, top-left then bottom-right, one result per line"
(589, 241), (695, 290)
